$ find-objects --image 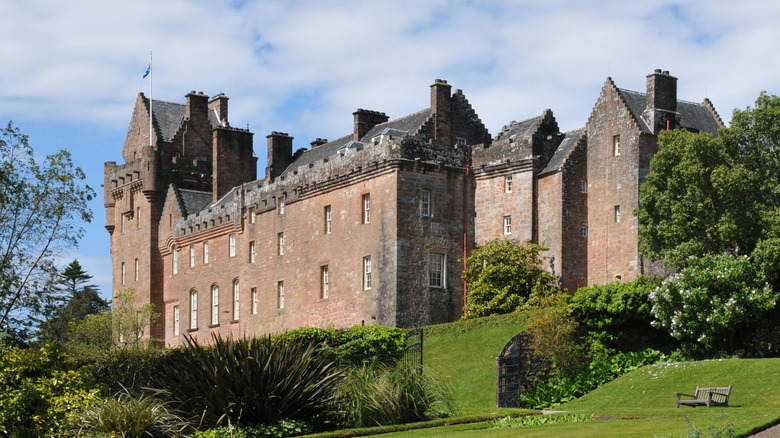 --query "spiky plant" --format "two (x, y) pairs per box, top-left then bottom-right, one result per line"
(164, 334), (343, 428)
(71, 388), (188, 437)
